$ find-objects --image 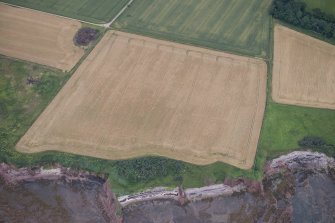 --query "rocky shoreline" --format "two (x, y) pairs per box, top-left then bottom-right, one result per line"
(1, 151), (334, 222)
(118, 183), (249, 208)
(265, 151), (335, 174)
(0, 163), (123, 223)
